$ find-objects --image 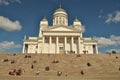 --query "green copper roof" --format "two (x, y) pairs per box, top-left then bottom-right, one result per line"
(55, 5), (66, 13)
(55, 7), (66, 12)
